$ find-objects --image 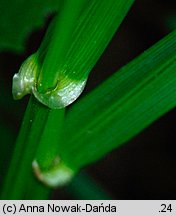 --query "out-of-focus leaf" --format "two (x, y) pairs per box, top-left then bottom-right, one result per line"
(0, 0), (61, 52)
